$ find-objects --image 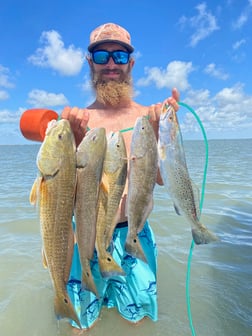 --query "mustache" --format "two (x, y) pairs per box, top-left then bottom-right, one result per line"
(90, 64), (132, 87)
(100, 69), (123, 75)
